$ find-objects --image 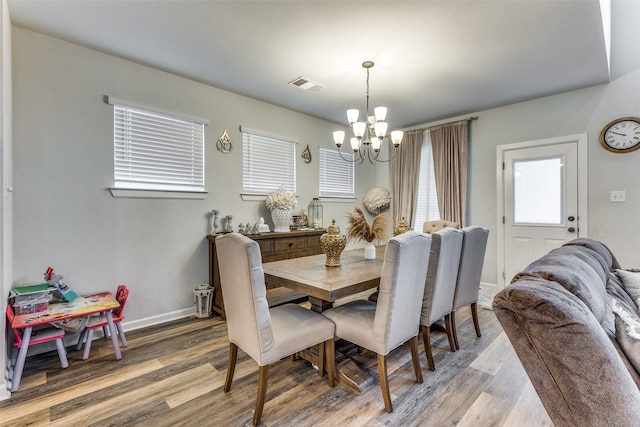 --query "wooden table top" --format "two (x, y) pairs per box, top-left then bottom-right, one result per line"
(262, 245), (385, 302)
